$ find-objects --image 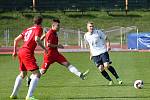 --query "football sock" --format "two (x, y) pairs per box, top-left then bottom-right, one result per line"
(68, 65), (81, 77)
(26, 75), (39, 97)
(11, 75), (22, 96)
(101, 70), (112, 81)
(30, 74), (34, 79)
(108, 66), (119, 79)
